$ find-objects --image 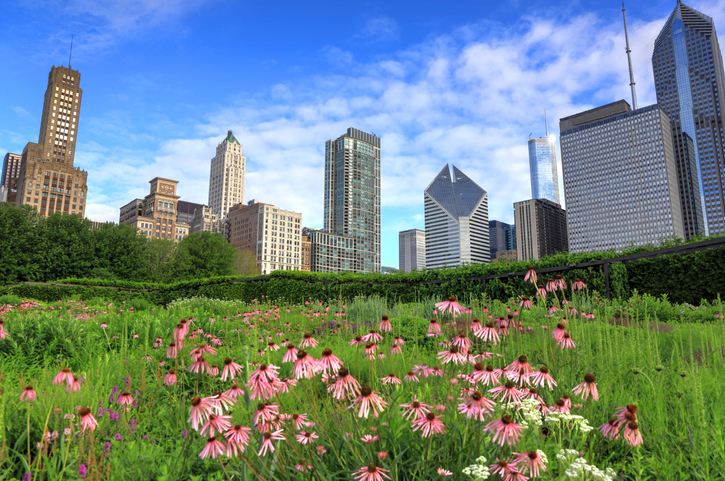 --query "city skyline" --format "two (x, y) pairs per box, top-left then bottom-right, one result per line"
(3, 1), (725, 265)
